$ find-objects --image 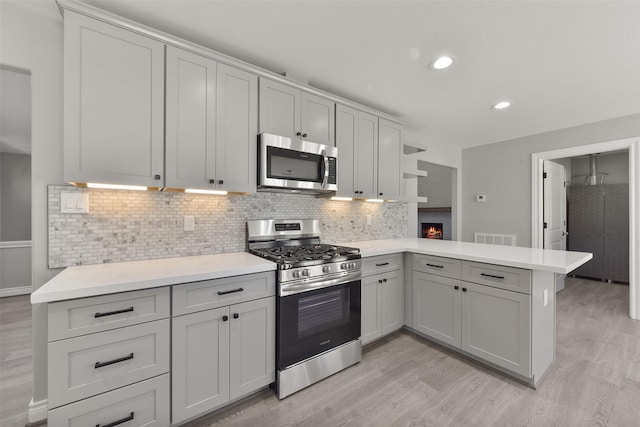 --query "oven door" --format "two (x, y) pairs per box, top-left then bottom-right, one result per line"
(277, 280), (360, 370)
(259, 133), (337, 192)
